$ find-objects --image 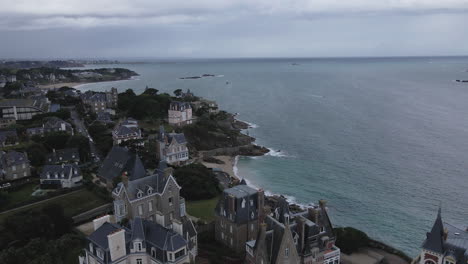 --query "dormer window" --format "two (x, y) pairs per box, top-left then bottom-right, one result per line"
(241, 199), (246, 208)
(147, 188), (153, 195)
(137, 190), (143, 198)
